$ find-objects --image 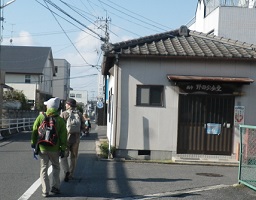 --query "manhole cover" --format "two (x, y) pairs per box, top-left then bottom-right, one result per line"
(196, 173), (223, 177)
